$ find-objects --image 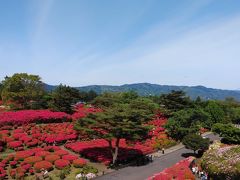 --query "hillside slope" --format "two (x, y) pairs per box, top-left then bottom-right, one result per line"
(45, 83), (240, 100)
